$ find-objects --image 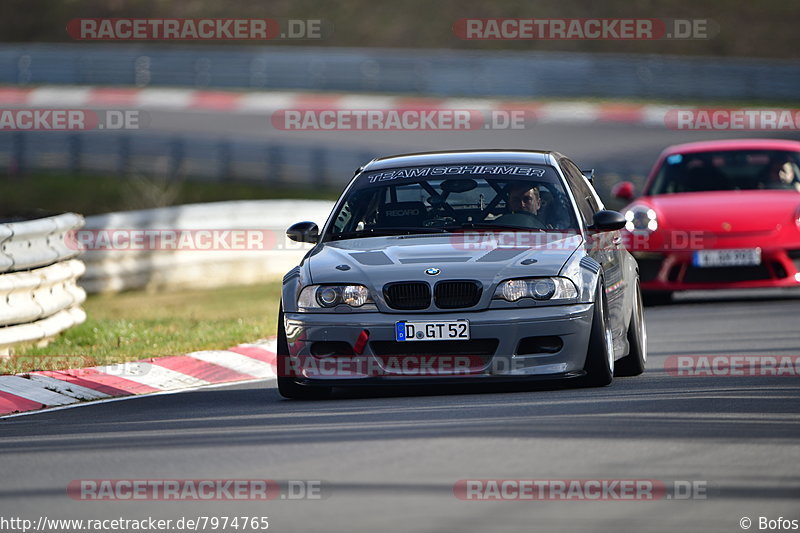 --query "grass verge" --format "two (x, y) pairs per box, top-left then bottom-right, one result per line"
(1, 281), (283, 375)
